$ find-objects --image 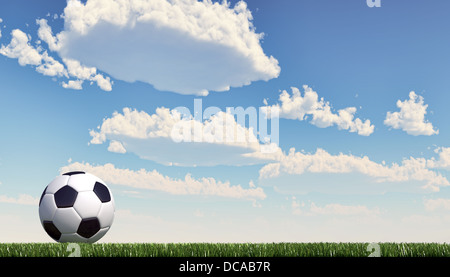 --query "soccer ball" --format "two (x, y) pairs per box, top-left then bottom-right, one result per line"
(39, 171), (115, 243)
